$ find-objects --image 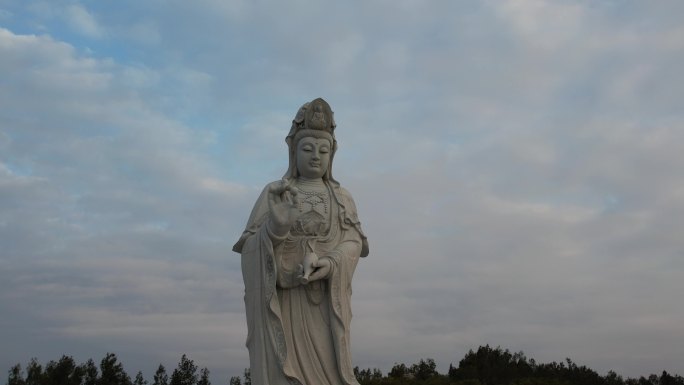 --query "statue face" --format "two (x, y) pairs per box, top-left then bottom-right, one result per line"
(296, 137), (331, 179)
